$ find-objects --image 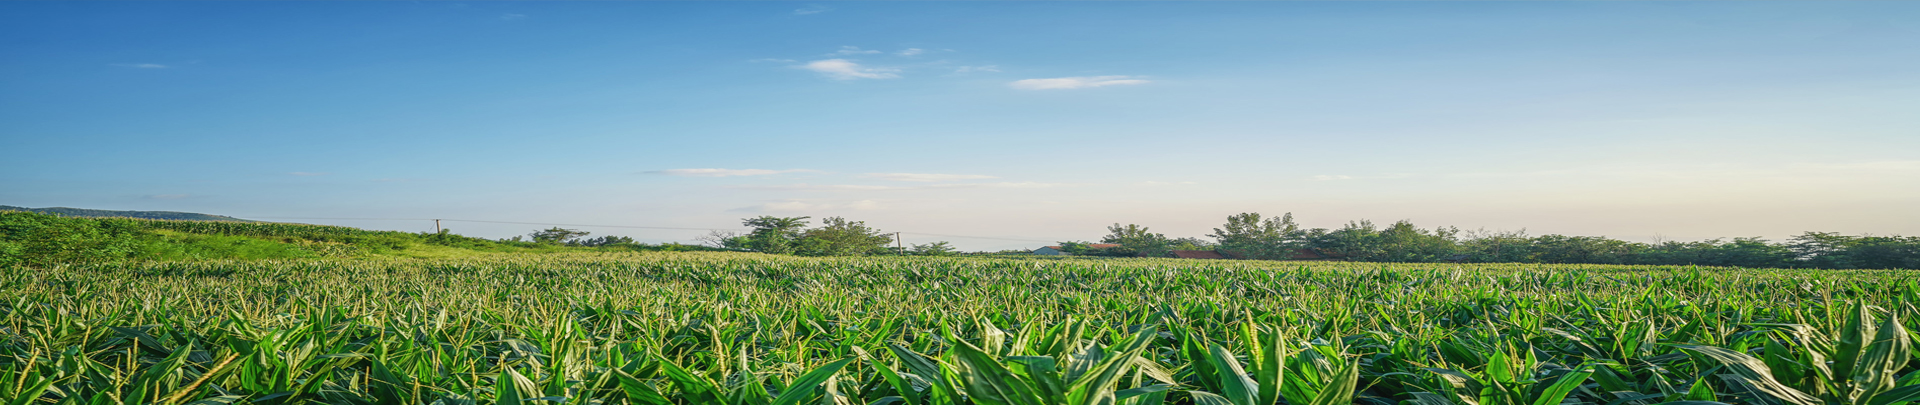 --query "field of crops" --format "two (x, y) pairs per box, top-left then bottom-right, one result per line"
(2, 252), (1916, 405)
